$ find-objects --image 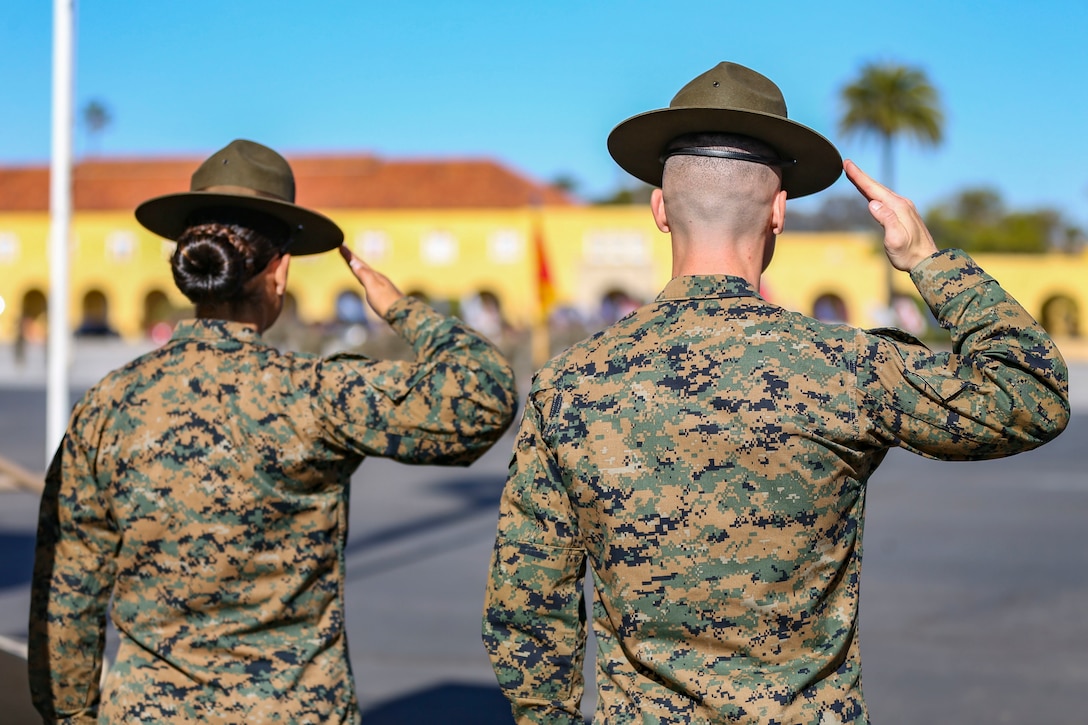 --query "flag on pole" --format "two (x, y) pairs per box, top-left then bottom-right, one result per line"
(533, 214), (555, 324)
(530, 212), (554, 368)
